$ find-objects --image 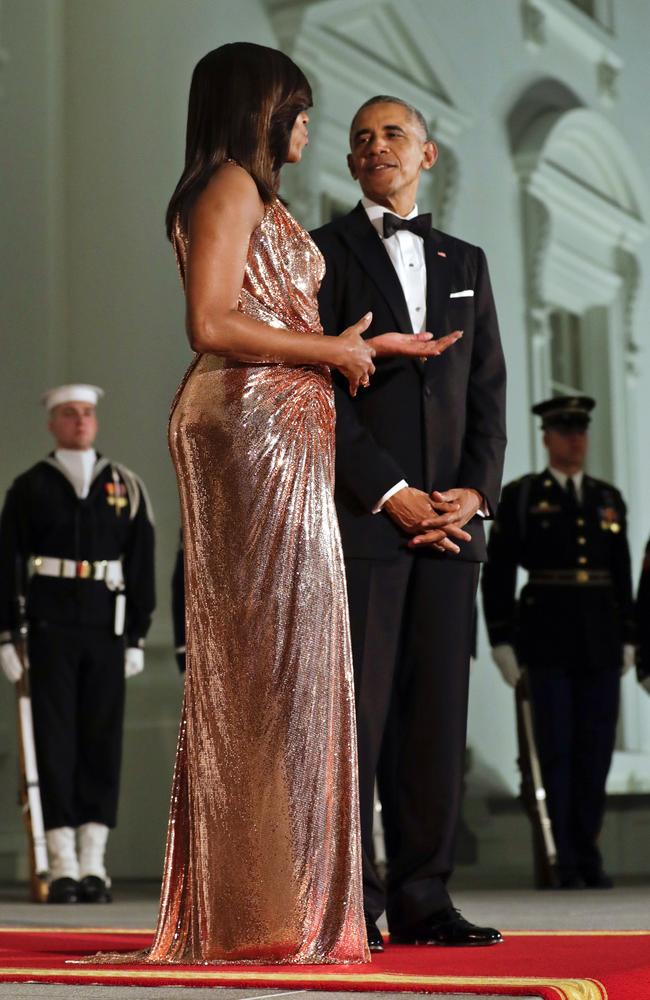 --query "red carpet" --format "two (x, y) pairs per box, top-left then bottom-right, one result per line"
(1, 927), (649, 999)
